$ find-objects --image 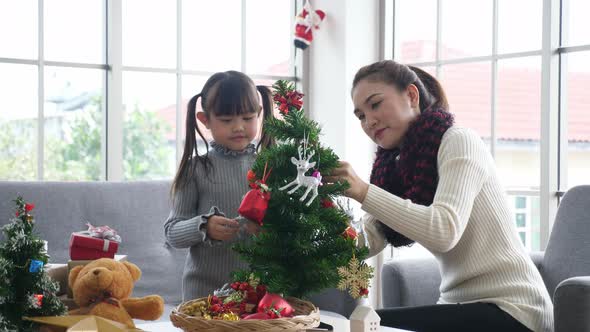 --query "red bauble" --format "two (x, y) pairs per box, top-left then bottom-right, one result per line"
(342, 226), (358, 240)
(257, 293), (294, 317)
(321, 198), (335, 209)
(243, 312), (272, 320)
